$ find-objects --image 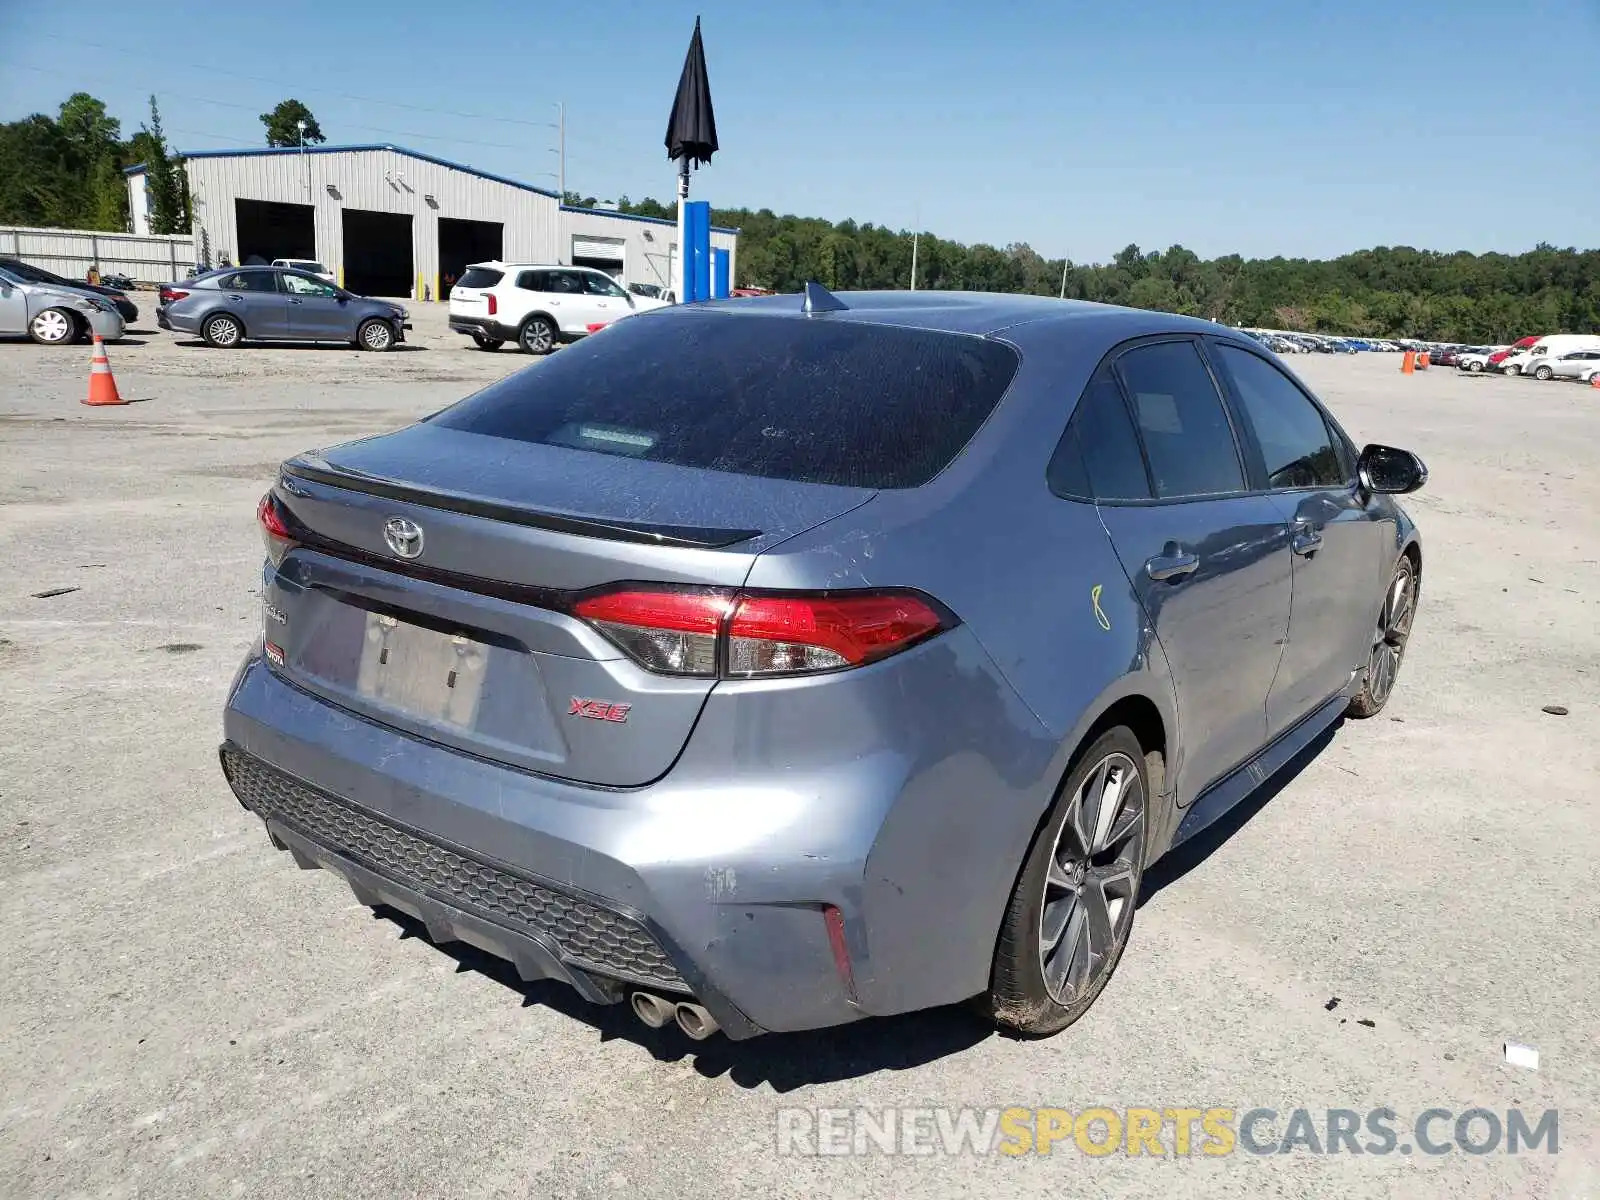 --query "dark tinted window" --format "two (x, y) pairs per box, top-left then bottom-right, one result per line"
(1049, 368), (1151, 501)
(581, 271), (626, 297)
(433, 312), (1020, 489)
(1214, 344), (1345, 488)
(457, 267), (504, 288)
(216, 270), (278, 293)
(515, 270), (547, 291)
(1115, 341), (1244, 498)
